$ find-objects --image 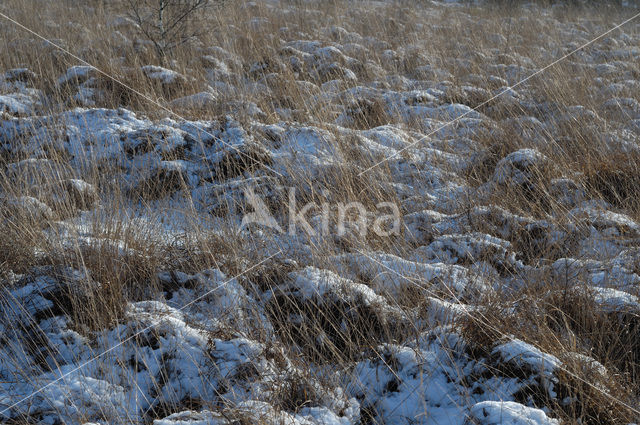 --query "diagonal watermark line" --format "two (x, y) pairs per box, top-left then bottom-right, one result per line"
(358, 10), (640, 177)
(0, 11), (283, 178)
(354, 249), (640, 418)
(0, 250), (282, 417)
